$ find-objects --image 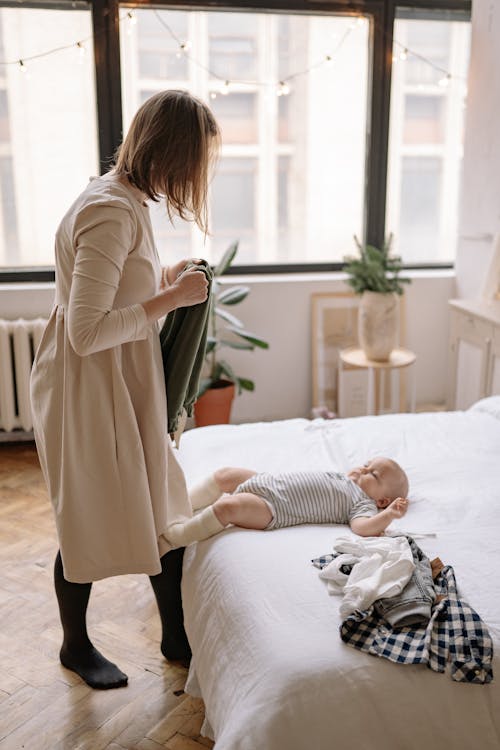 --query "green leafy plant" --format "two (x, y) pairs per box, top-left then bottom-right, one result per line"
(198, 240), (269, 397)
(343, 234), (411, 295)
